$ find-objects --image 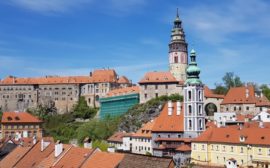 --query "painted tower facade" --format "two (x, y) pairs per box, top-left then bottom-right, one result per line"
(183, 49), (205, 138)
(169, 9), (188, 81)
